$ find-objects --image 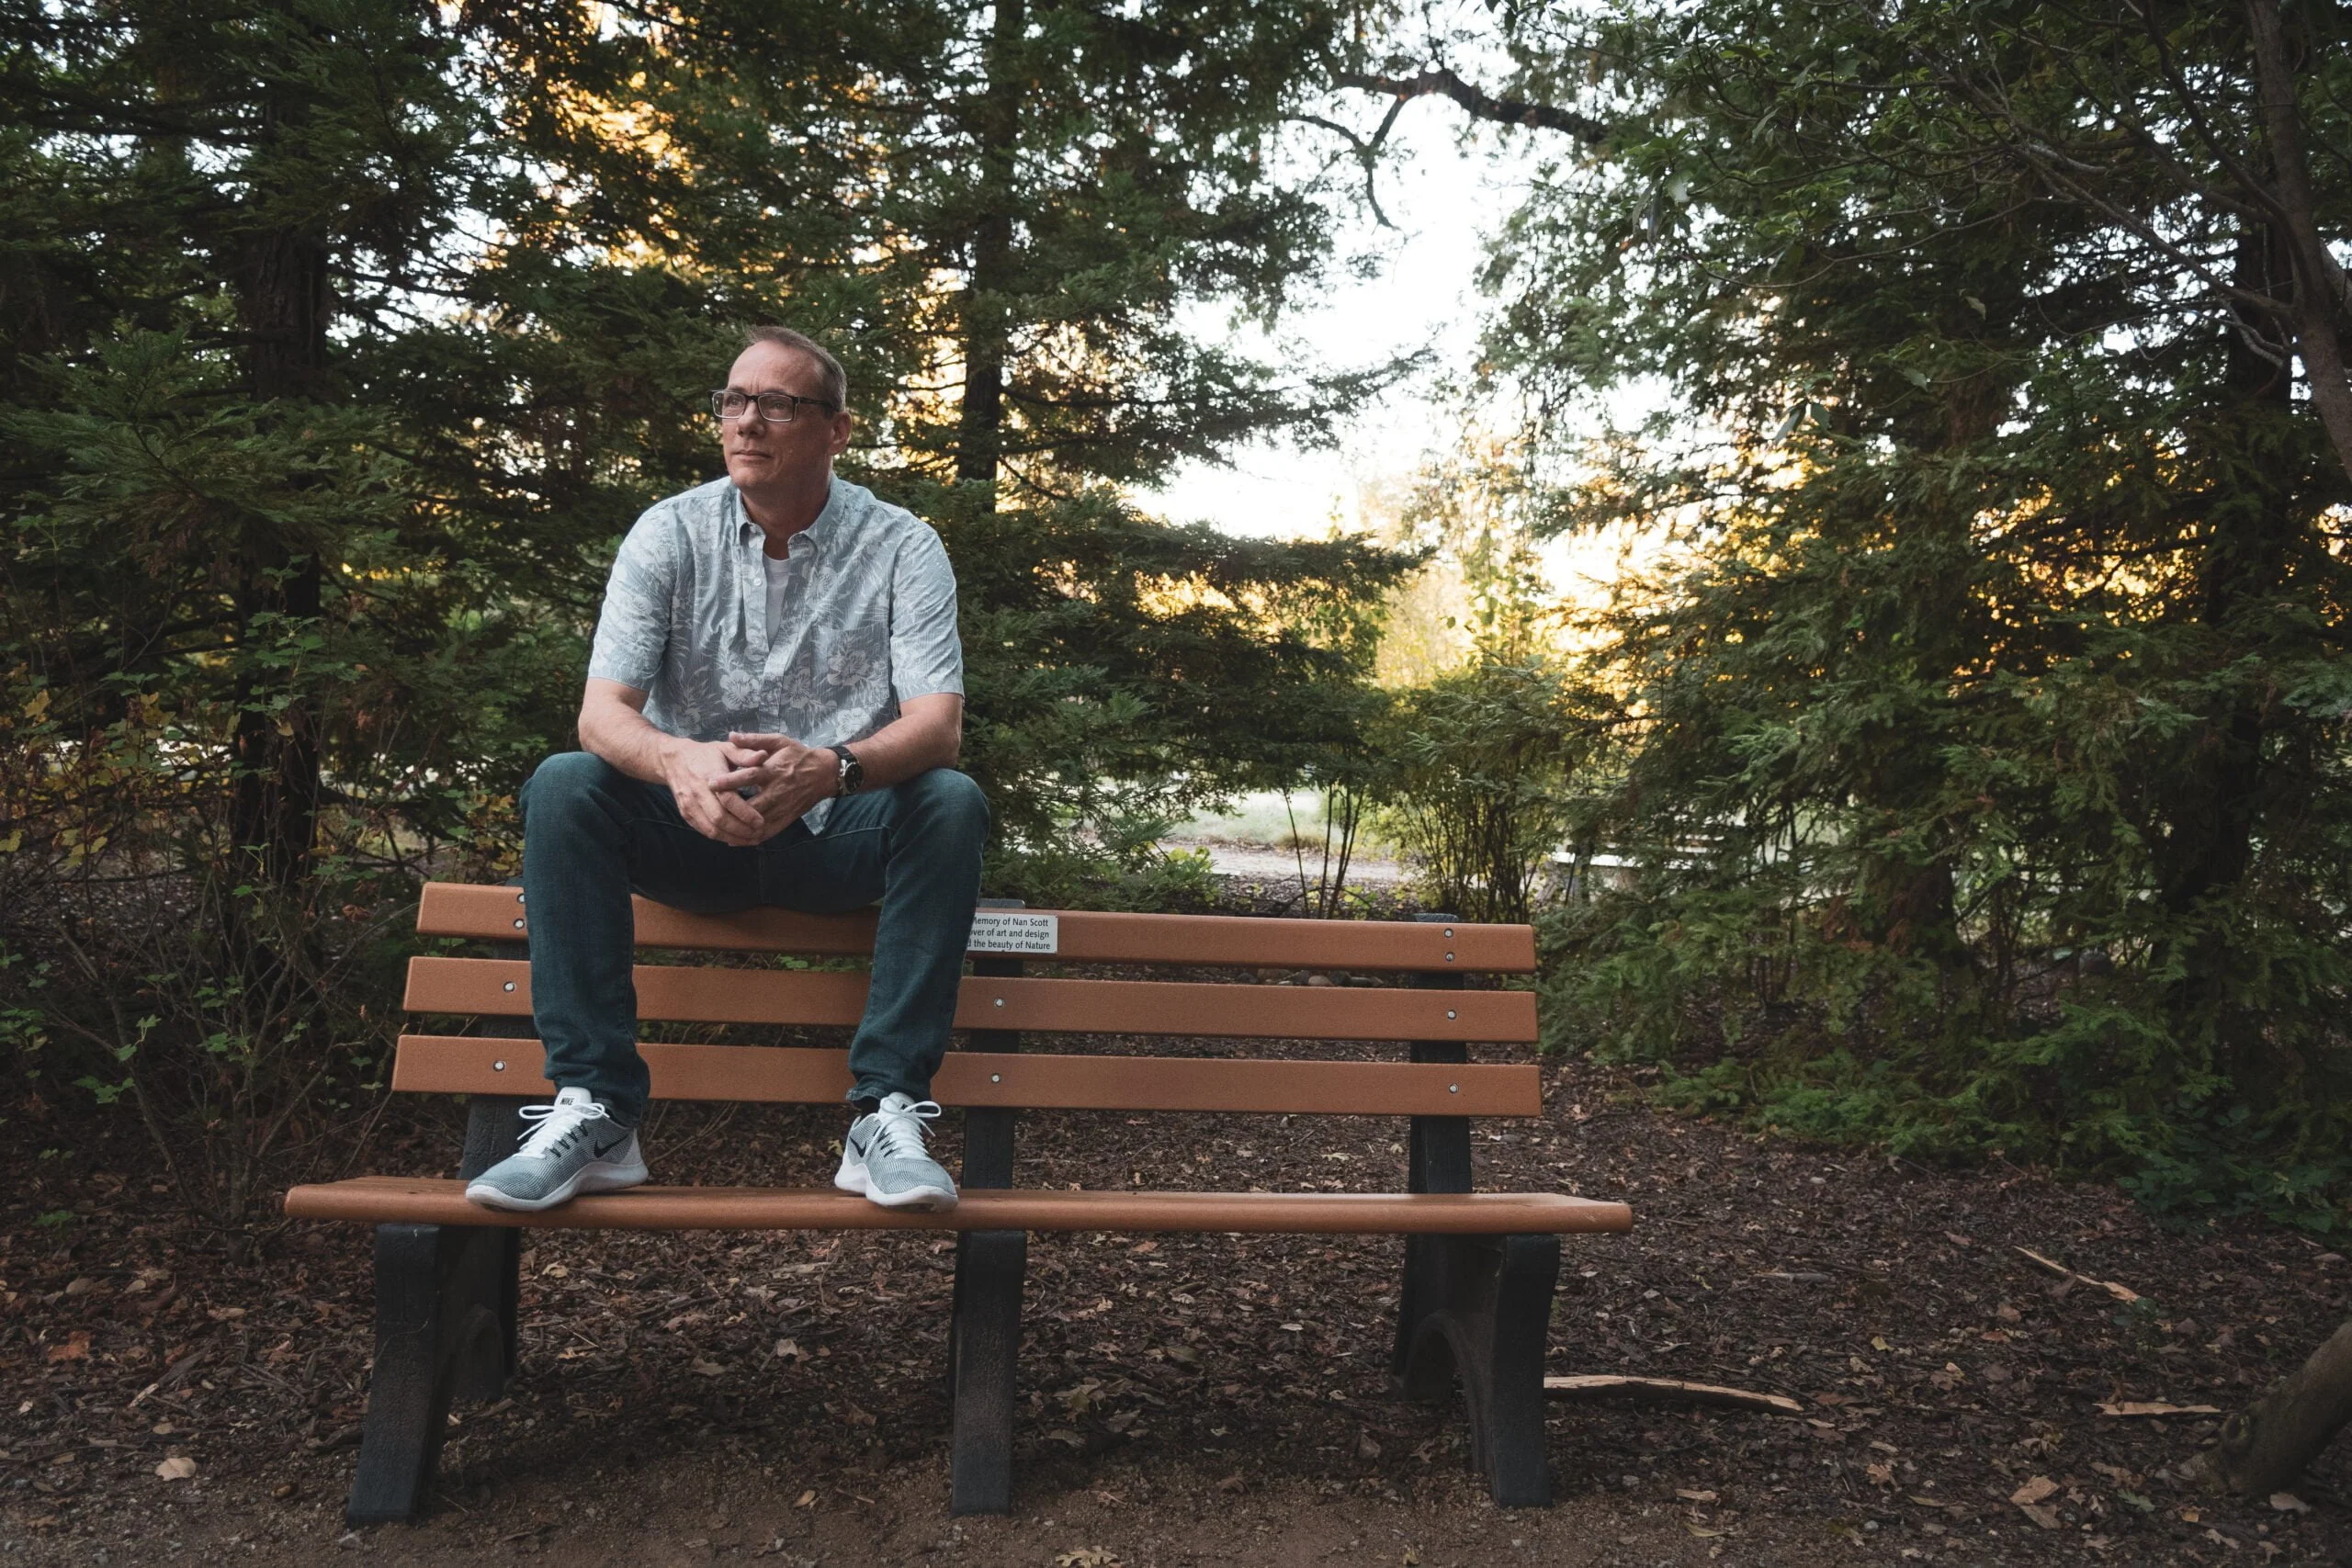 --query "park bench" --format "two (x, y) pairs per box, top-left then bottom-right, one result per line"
(283, 882), (1634, 1525)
